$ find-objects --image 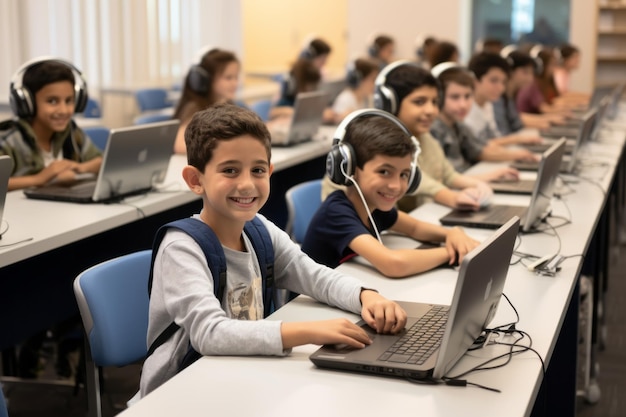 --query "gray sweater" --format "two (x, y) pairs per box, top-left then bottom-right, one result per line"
(140, 214), (366, 396)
